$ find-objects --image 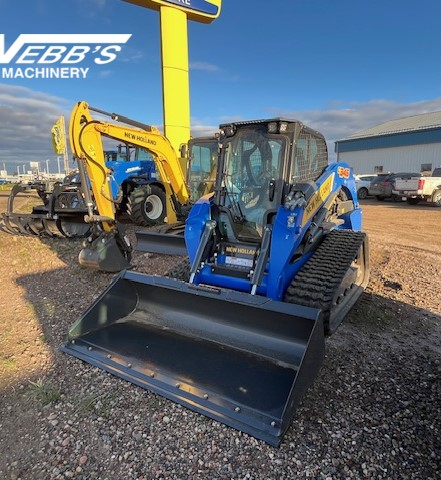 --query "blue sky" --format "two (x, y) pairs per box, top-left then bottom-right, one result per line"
(1, 0), (441, 174)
